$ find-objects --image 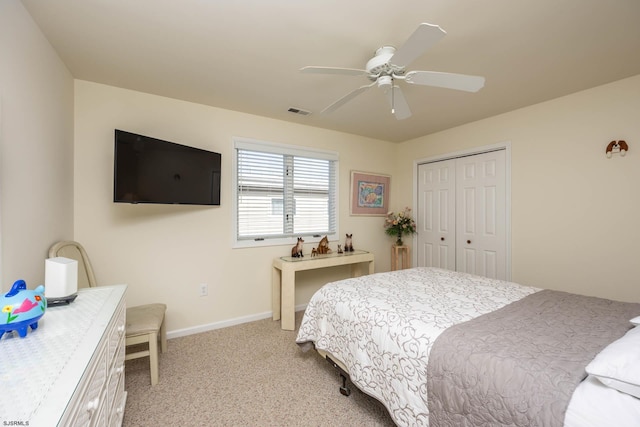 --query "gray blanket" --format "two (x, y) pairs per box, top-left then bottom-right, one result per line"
(427, 289), (640, 427)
